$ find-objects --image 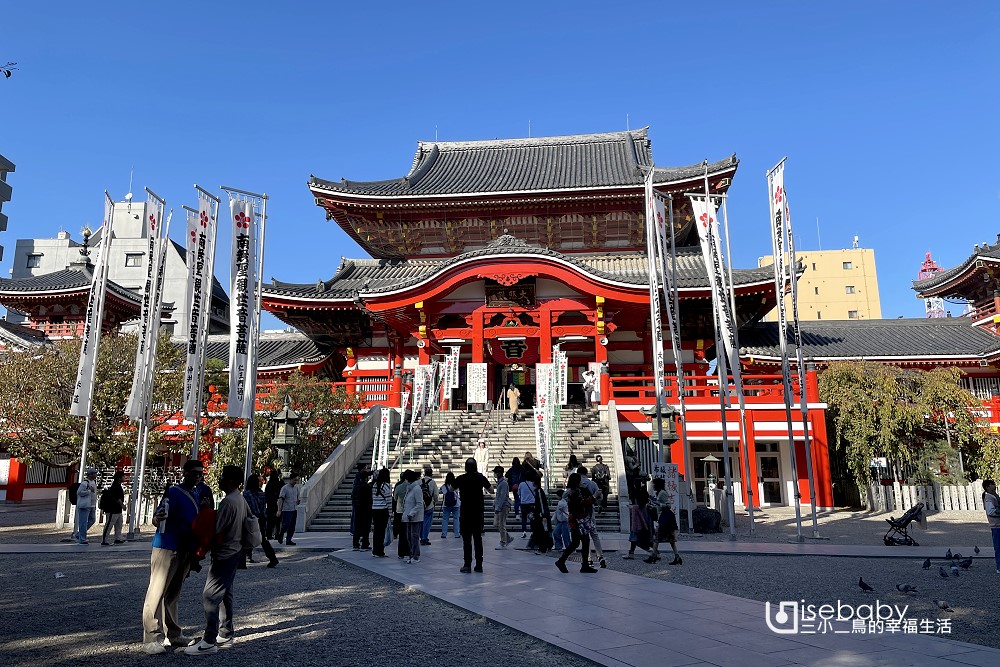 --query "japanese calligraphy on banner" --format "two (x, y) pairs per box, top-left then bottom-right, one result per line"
(448, 346), (461, 388)
(183, 192), (219, 419)
(554, 349), (568, 406)
(227, 198), (257, 418)
(376, 406), (392, 470)
(395, 391), (410, 451)
(412, 365), (429, 423)
(532, 407), (548, 465)
(535, 363), (552, 411)
(651, 462), (680, 509)
(467, 363), (488, 404)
